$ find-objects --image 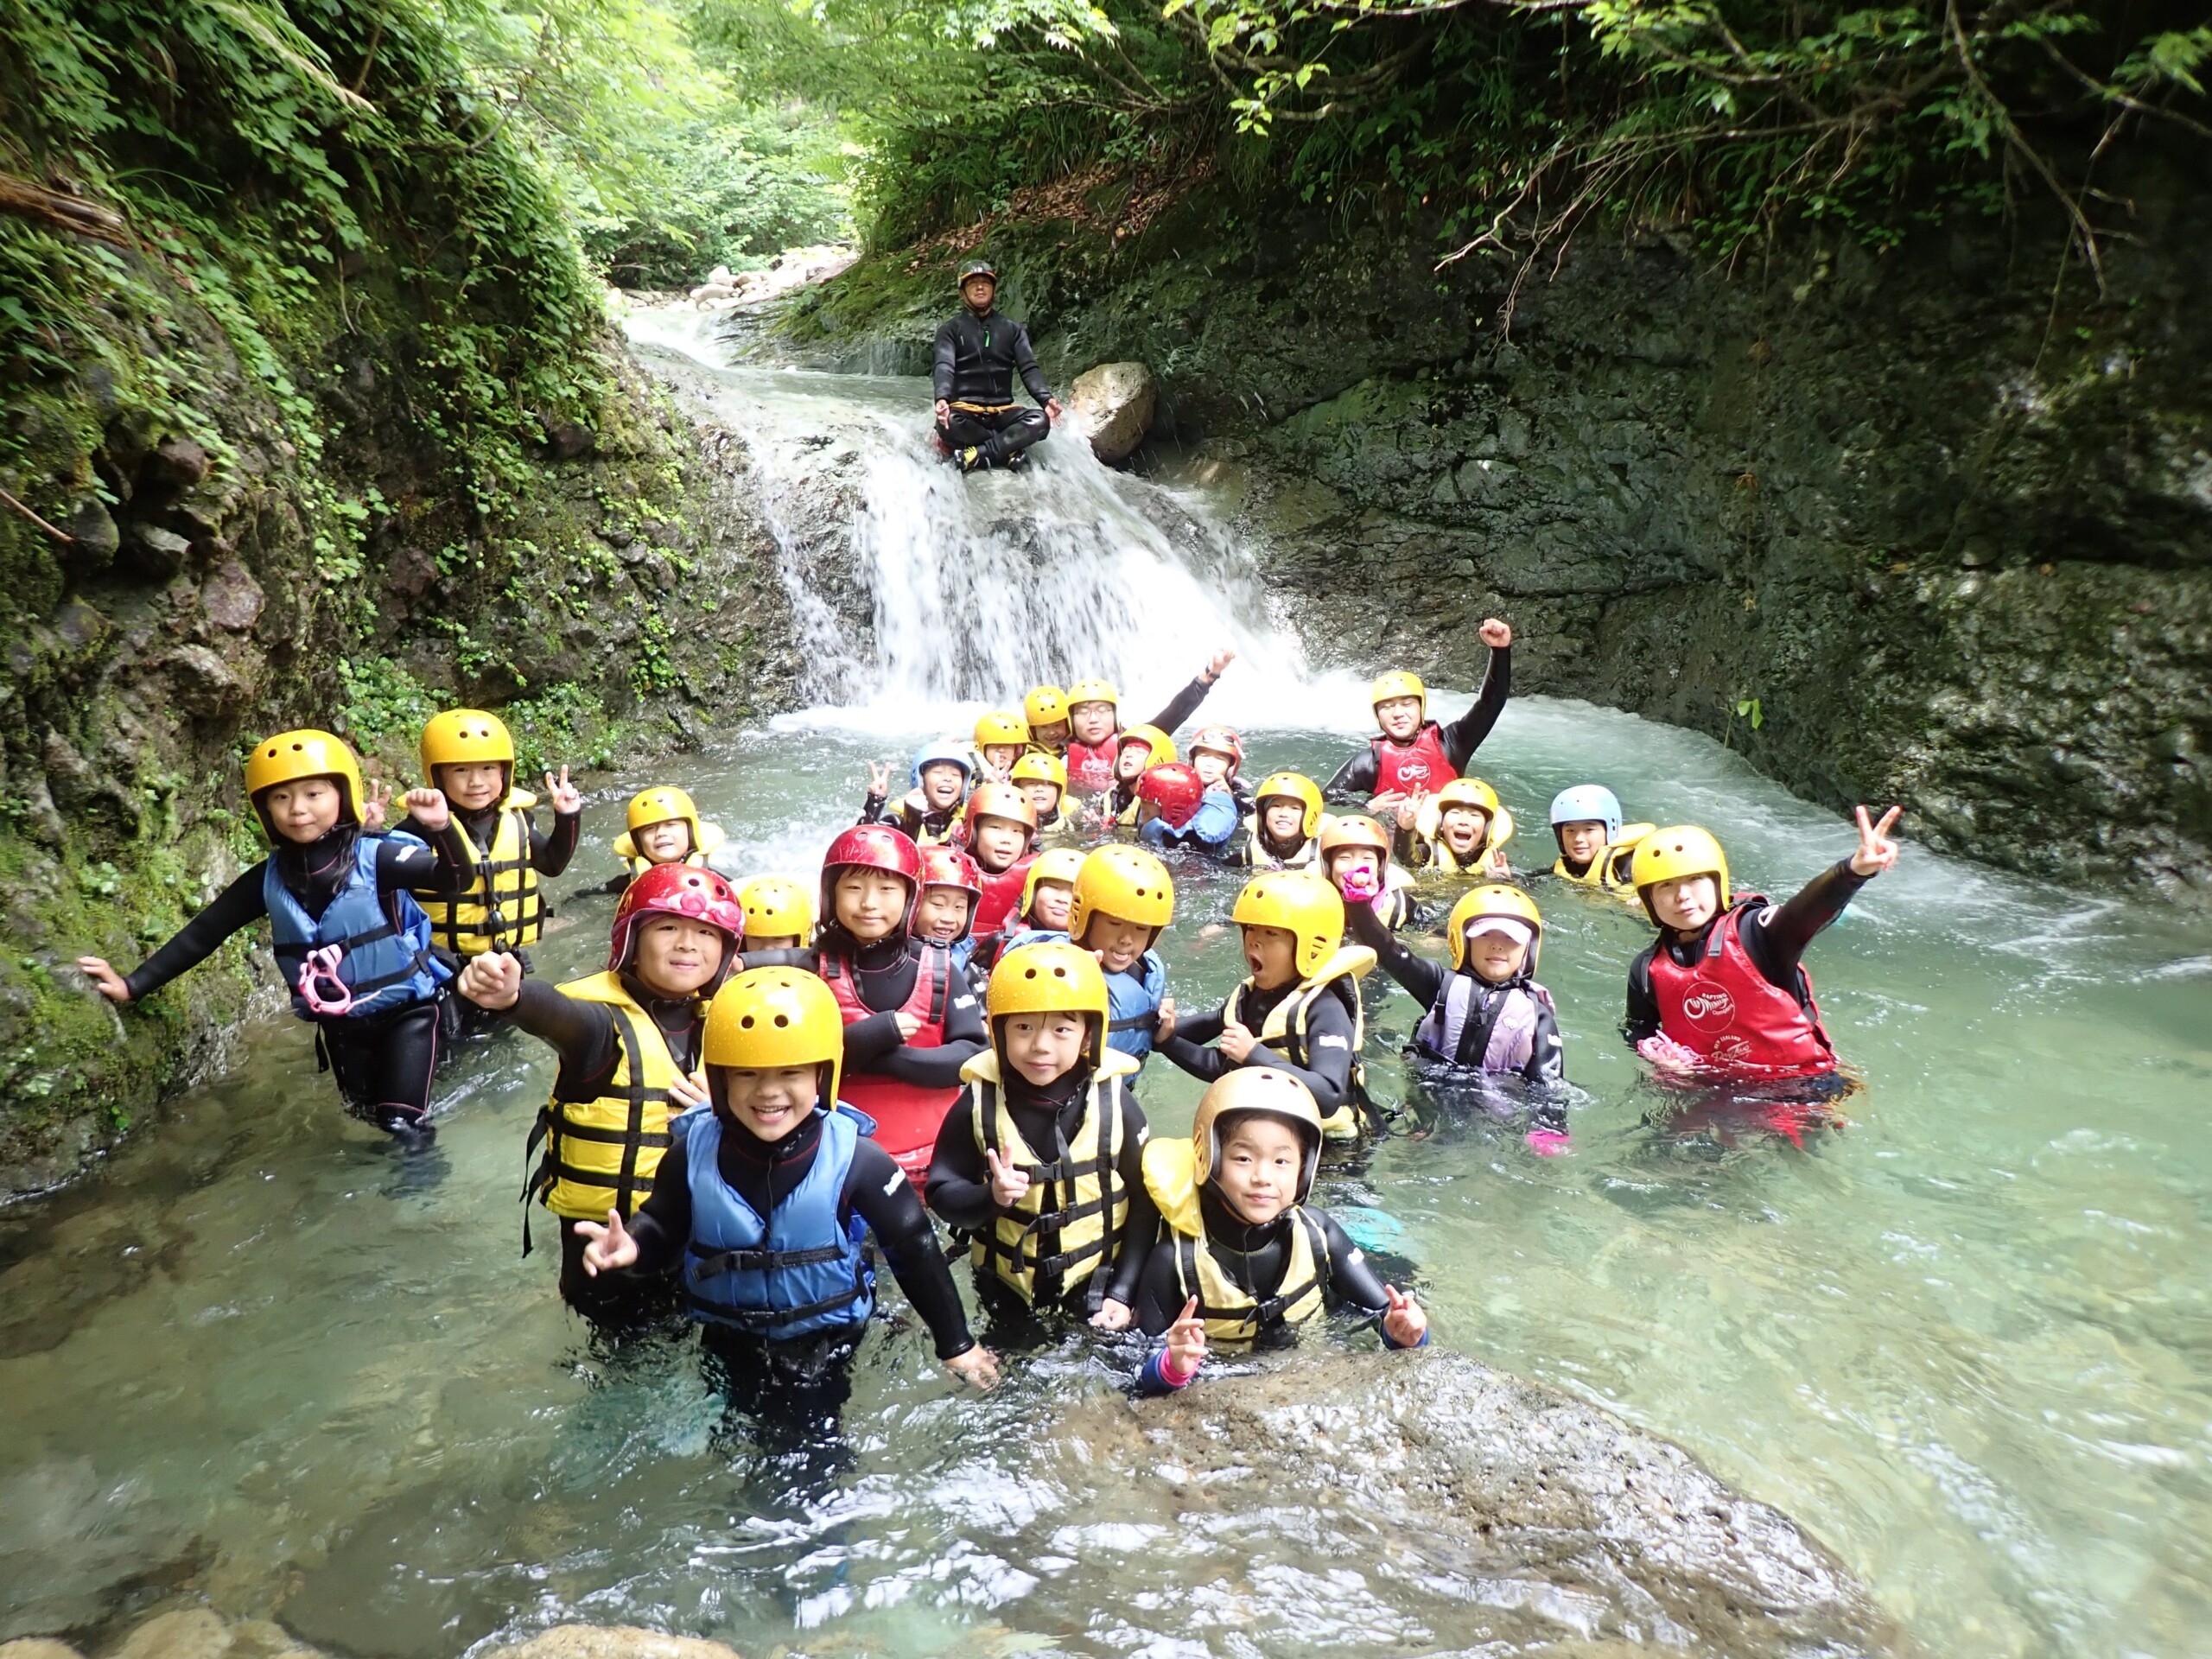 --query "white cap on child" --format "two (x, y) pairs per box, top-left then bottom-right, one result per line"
(1464, 916), (1534, 947)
